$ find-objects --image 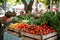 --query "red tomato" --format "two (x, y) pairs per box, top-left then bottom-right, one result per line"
(15, 26), (20, 30)
(36, 32), (40, 35)
(43, 31), (47, 35)
(50, 30), (53, 33)
(26, 30), (29, 33)
(35, 29), (39, 32)
(30, 28), (34, 30)
(42, 24), (47, 27)
(36, 26), (40, 30)
(30, 30), (34, 34)
(38, 32), (41, 34)
(25, 26), (28, 28)
(33, 27), (36, 29)
(46, 30), (50, 34)
(43, 29), (46, 31)
(32, 31), (35, 34)
(47, 29), (51, 31)
(52, 30), (56, 32)
(44, 26), (49, 29)
(21, 28), (24, 31)
(39, 28), (43, 33)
